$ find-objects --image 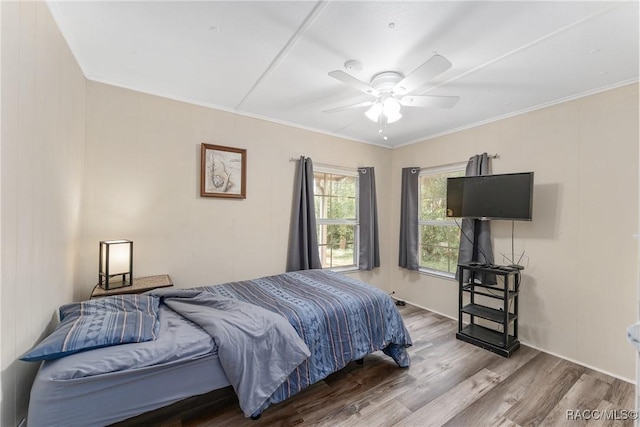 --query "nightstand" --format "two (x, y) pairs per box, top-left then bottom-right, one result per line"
(91, 274), (173, 298)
